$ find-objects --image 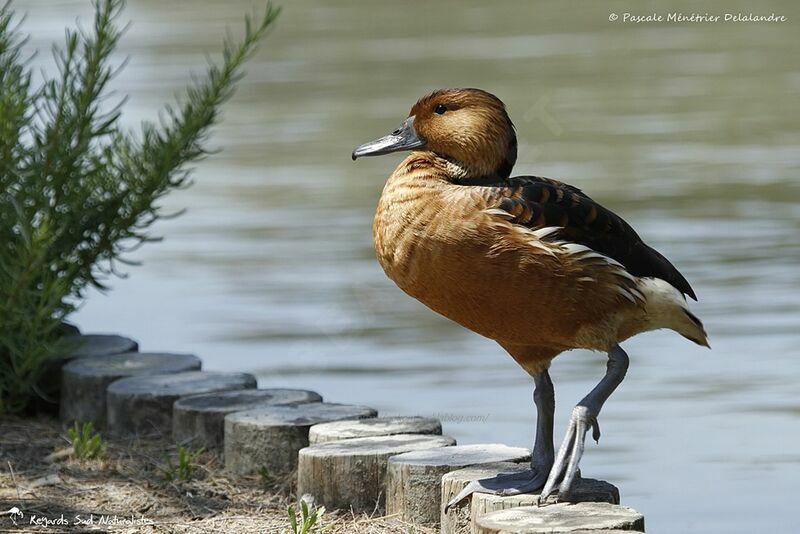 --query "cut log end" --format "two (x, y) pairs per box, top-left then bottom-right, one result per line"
(60, 352), (201, 426)
(173, 388), (322, 450)
(309, 415), (442, 444)
(298, 433), (456, 513)
(386, 443), (530, 528)
(474, 502), (645, 534)
(224, 402), (378, 476)
(106, 371), (257, 437)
